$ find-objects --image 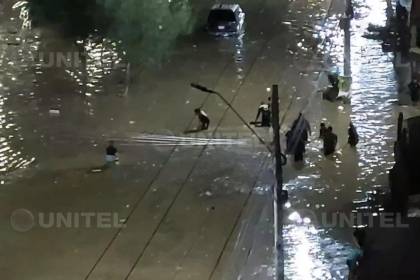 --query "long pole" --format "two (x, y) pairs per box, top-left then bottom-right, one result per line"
(214, 92), (272, 153)
(271, 86), (283, 191)
(271, 84), (284, 280)
(343, 21), (351, 77)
